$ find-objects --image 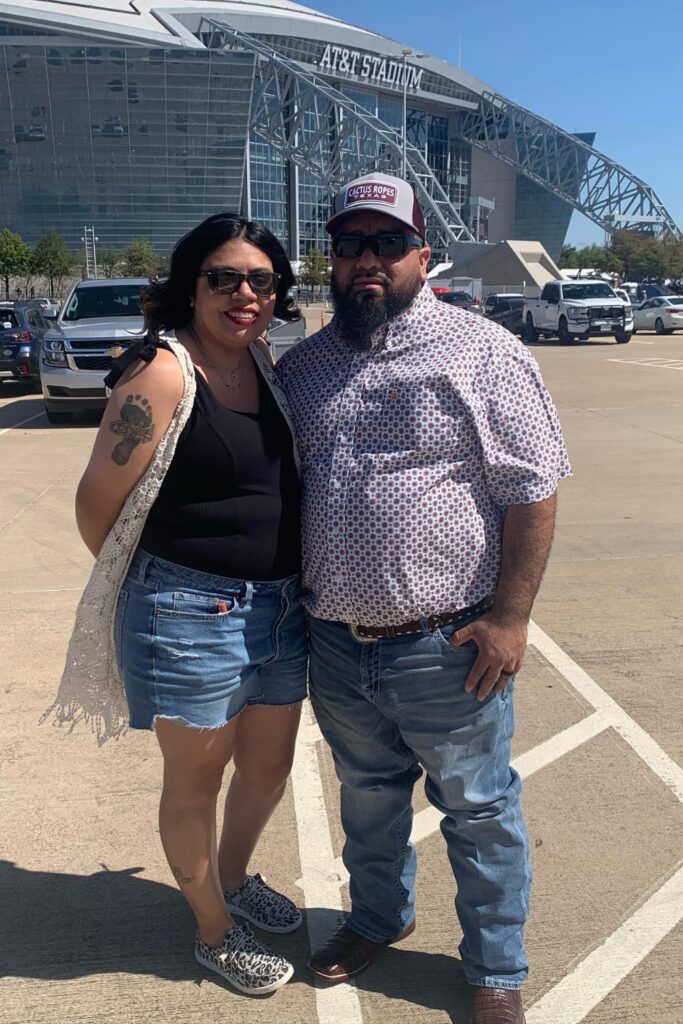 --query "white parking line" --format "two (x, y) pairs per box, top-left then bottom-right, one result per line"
(0, 410), (45, 437)
(607, 357), (683, 371)
(291, 708), (364, 1024)
(526, 864), (683, 1024)
(332, 711), (611, 880)
(529, 623), (683, 801)
(292, 624), (683, 1024)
